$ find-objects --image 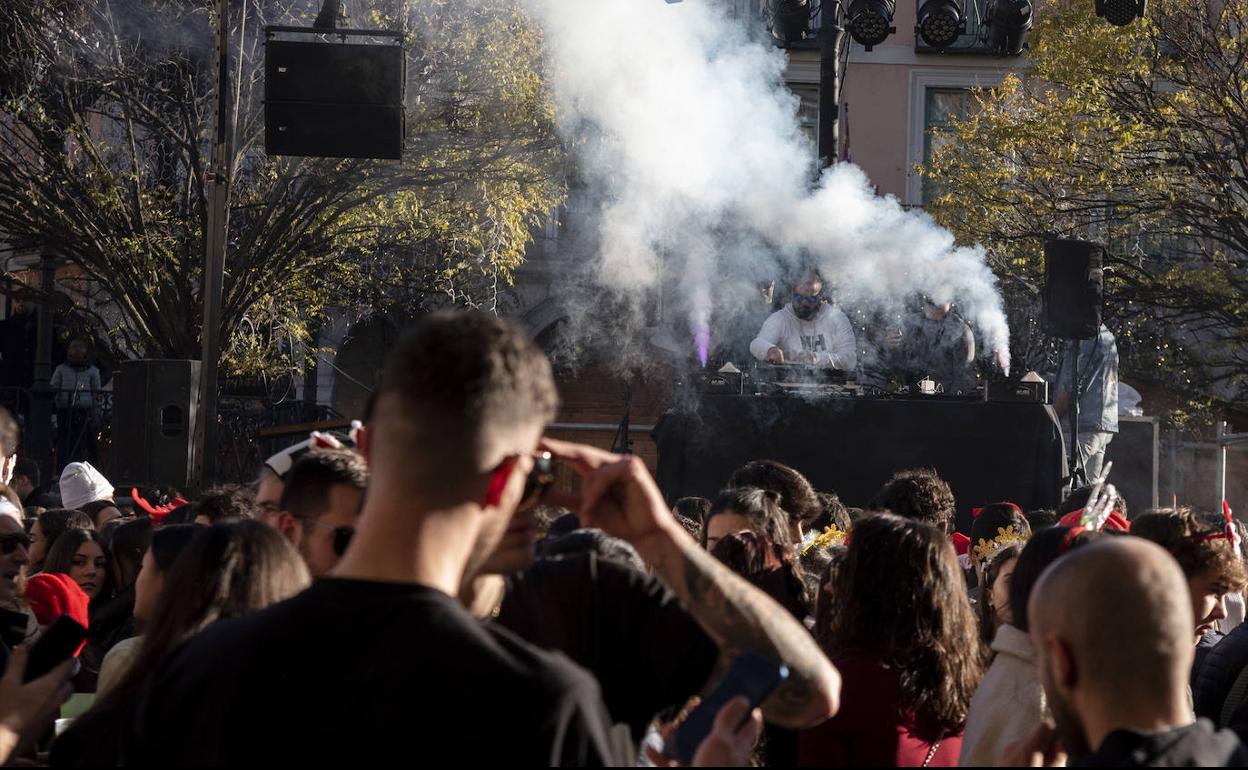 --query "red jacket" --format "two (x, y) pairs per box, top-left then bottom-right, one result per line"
(799, 652), (963, 767)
